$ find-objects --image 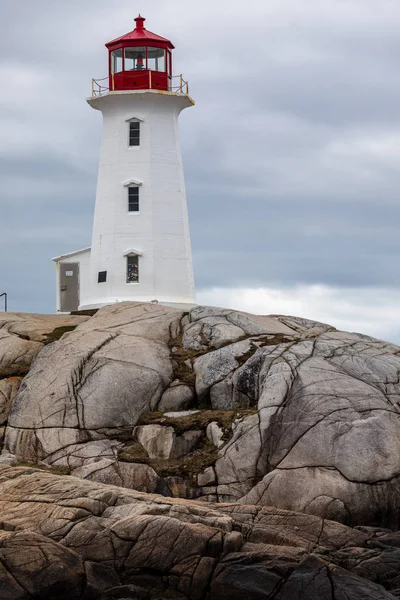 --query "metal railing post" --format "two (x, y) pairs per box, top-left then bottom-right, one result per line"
(0, 293), (7, 312)
(149, 71), (152, 89)
(180, 74), (183, 93)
